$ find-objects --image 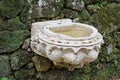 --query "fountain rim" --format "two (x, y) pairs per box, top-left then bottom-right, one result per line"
(34, 22), (104, 47)
(43, 23), (98, 40)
